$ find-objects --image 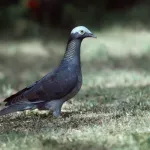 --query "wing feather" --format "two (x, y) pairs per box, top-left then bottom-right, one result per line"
(4, 67), (78, 106)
